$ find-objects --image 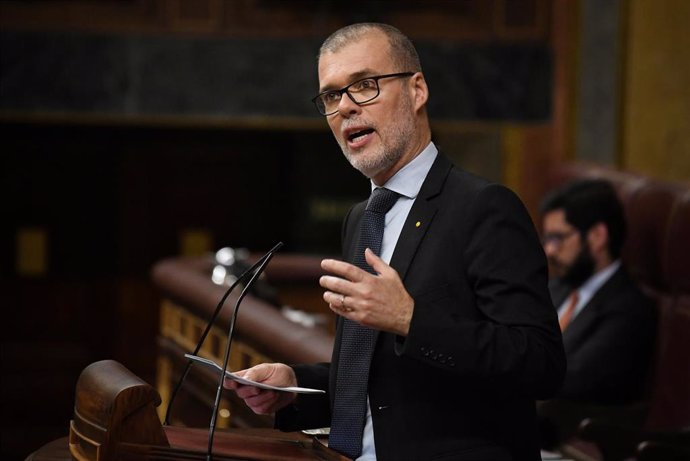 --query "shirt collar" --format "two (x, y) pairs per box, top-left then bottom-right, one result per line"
(577, 259), (622, 302)
(372, 141), (438, 199)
